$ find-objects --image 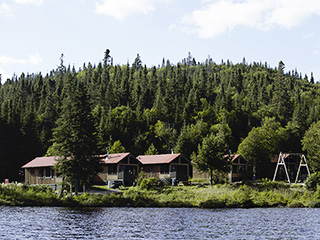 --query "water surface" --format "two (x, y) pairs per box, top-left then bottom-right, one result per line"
(0, 206), (319, 239)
